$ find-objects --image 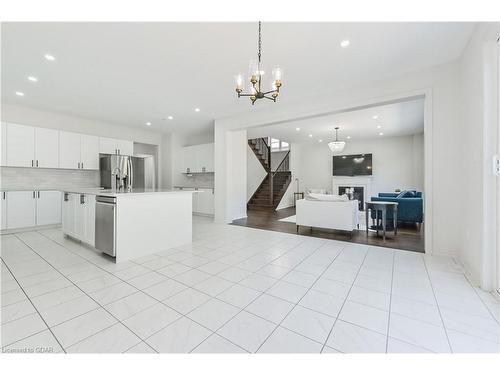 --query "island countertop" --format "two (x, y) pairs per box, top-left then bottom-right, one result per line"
(63, 188), (199, 197)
